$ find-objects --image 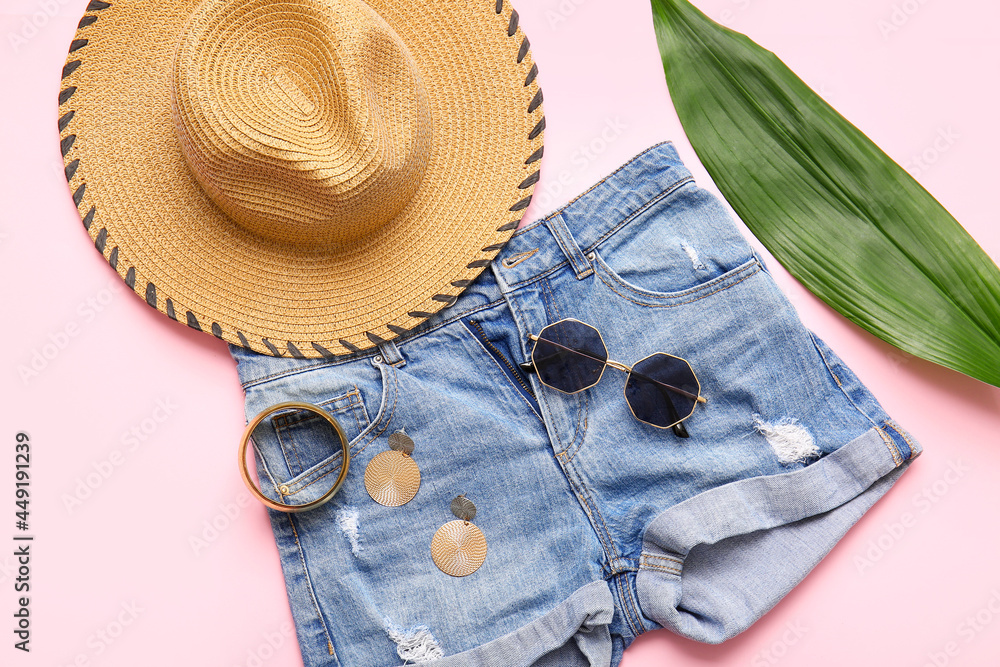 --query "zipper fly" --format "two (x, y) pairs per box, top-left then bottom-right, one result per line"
(467, 320), (537, 400)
